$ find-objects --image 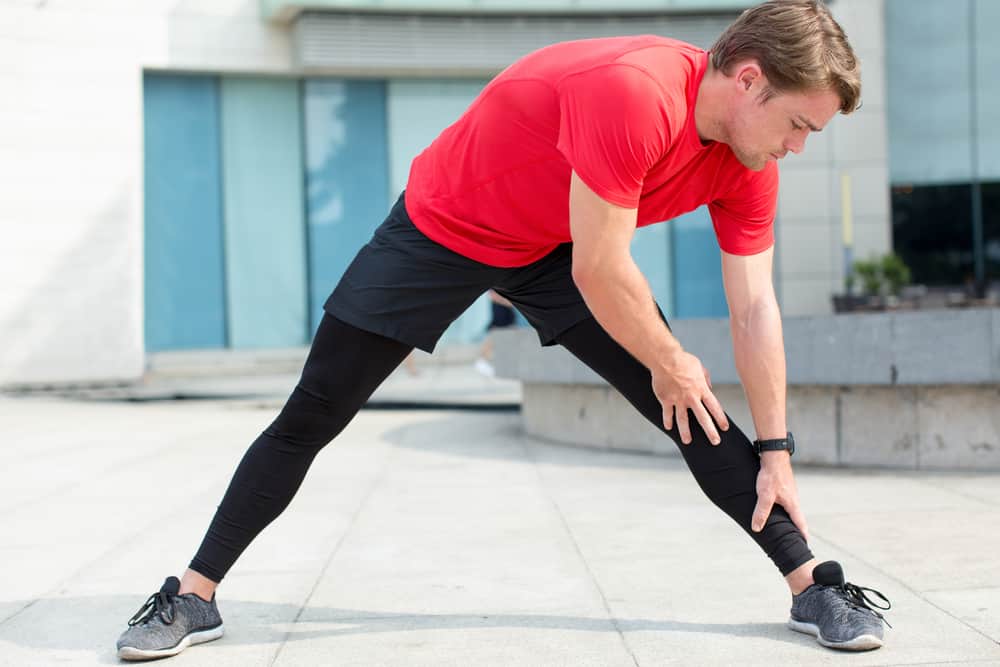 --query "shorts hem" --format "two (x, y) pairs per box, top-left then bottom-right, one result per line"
(537, 312), (594, 347)
(323, 302), (437, 354)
